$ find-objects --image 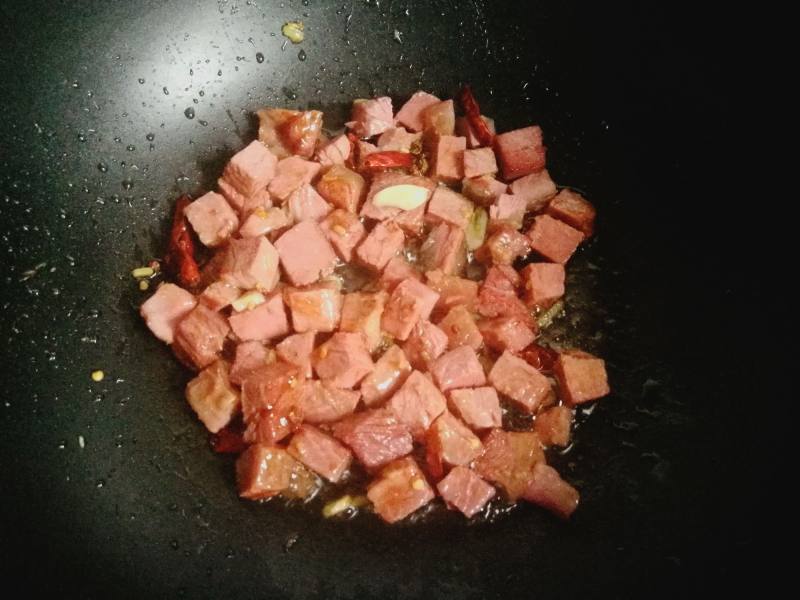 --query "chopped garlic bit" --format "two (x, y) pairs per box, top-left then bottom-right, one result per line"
(411, 478), (425, 490)
(537, 299), (565, 329)
(322, 494), (368, 518)
(465, 208), (488, 251)
(372, 184), (430, 210)
(232, 291), (266, 312)
(139, 280), (150, 291)
(131, 266), (155, 279)
(78, 435), (85, 449)
(91, 370), (105, 382)
(282, 21), (305, 44)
